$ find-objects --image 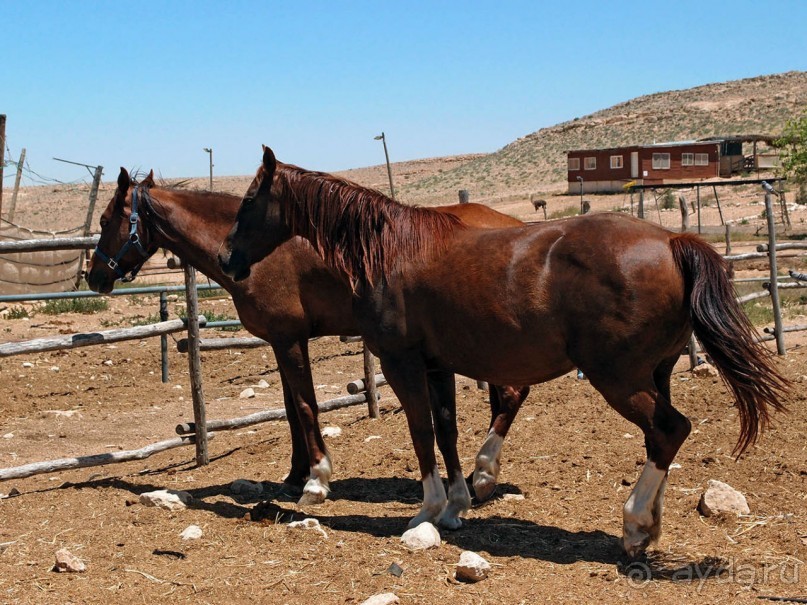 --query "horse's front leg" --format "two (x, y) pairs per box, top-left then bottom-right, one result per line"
(427, 370), (471, 529)
(277, 369), (310, 490)
(380, 354), (447, 529)
(473, 384), (530, 501)
(274, 339), (332, 505)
